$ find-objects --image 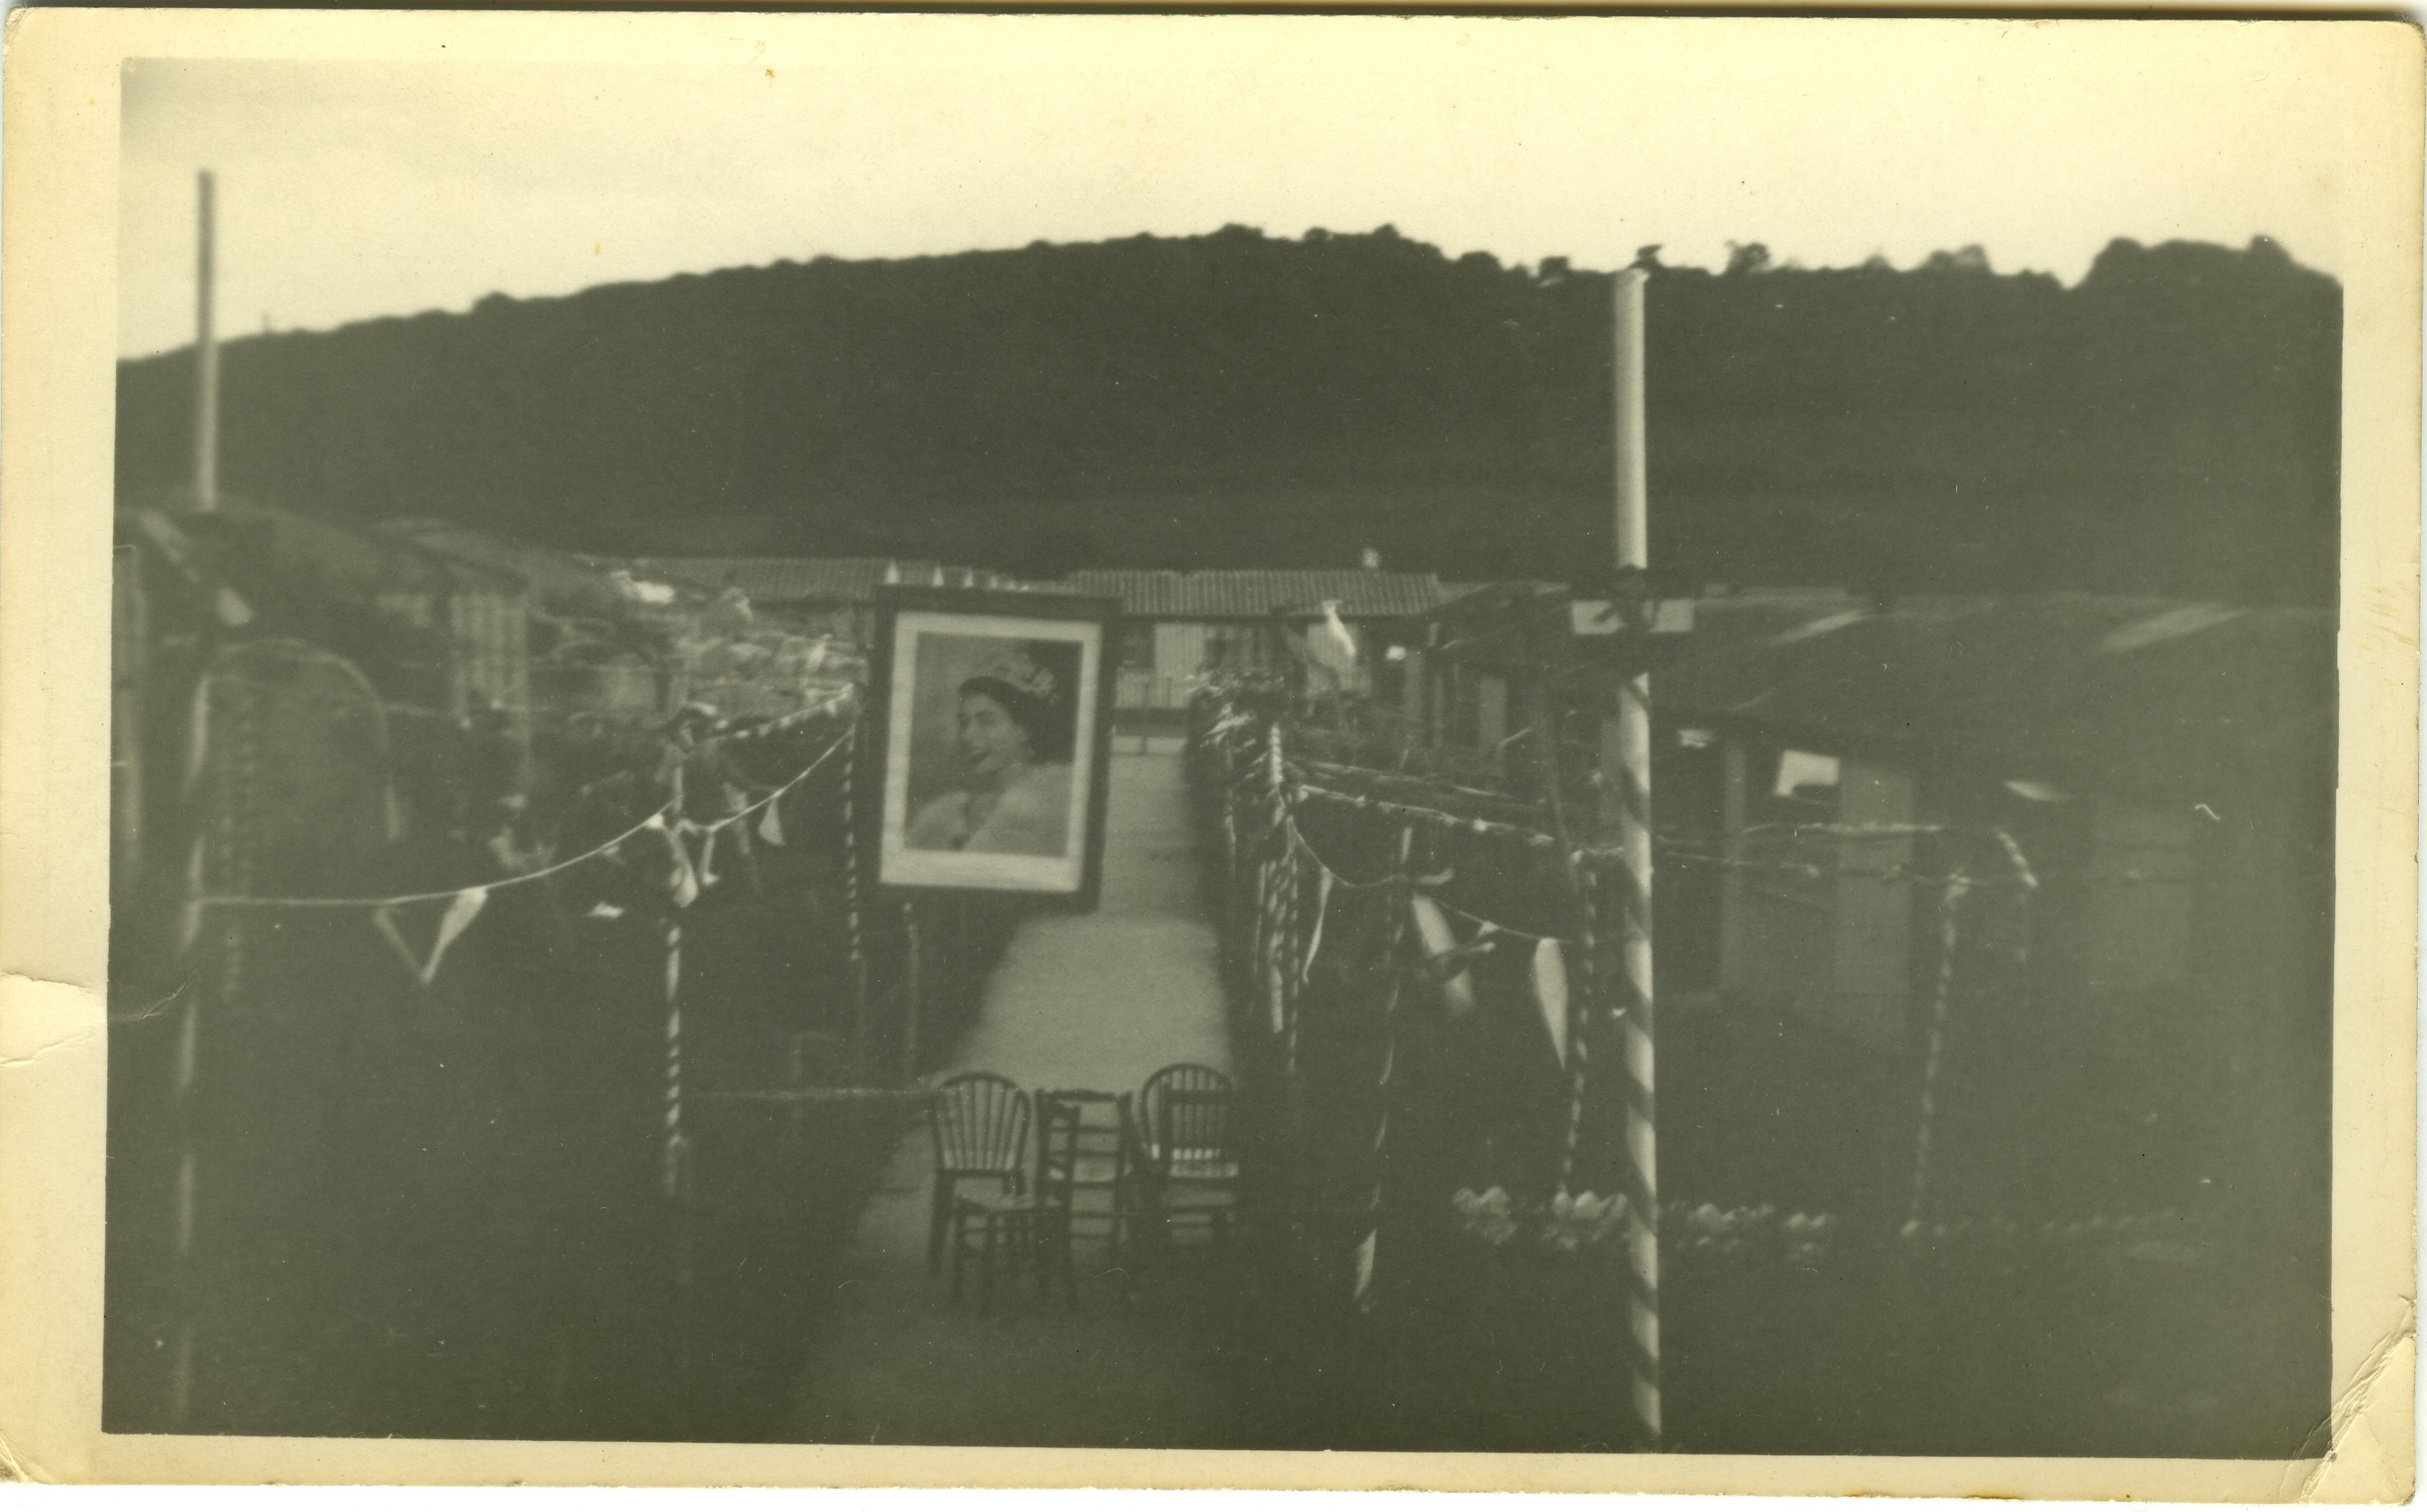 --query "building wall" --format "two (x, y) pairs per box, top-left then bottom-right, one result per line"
(1829, 760), (1919, 1054)
(1712, 743), (1932, 1053)
(447, 588), (531, 727)
(1475, 672), (1510, 756)
(1400, 647), (1433, 742)
(1718, 737), (1837, 1021)
(2082, 798), (2199, 1006)
(1152, 619), (1286, 678)
(1704, 725), (2331, 1231)
(1108, 619), (1279, 711)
